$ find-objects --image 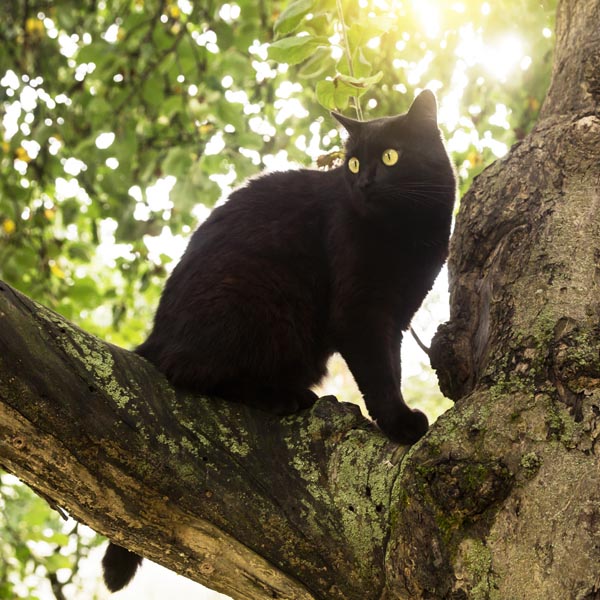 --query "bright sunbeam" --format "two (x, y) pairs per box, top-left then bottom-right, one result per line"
(385, 0), (529, 142)
(455, 24), (524, 82)
(411, 0), (441, 38)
